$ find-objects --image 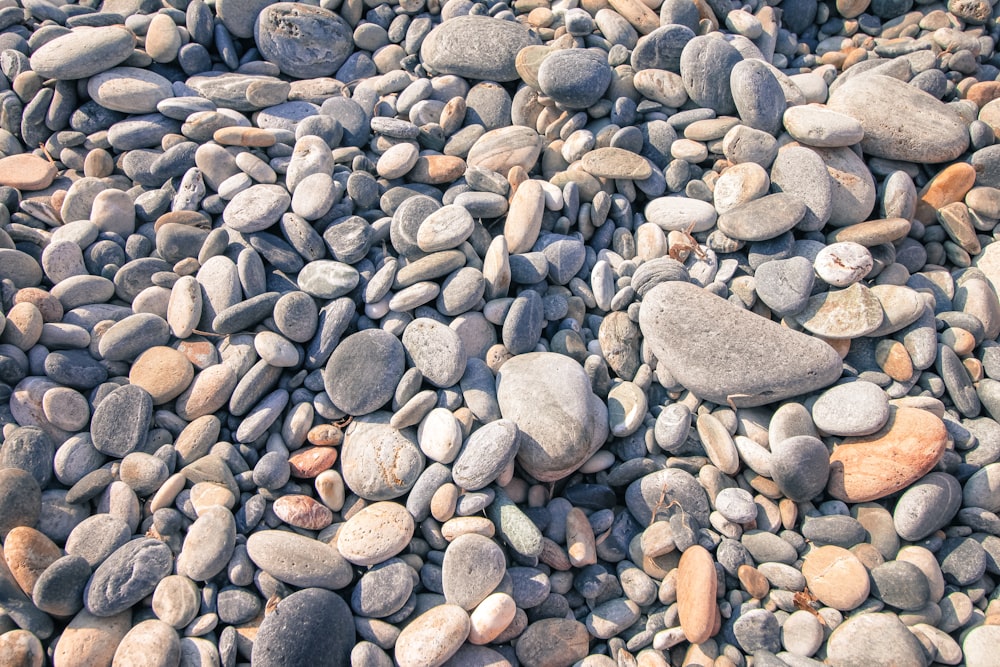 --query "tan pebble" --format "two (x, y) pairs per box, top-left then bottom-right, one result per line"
(84, 148), (115, 178)
(128, 346), (194, 404)
(408, 155), (466, 184)
(394, 604), (470, 667)
(466, 126), (543, 175)
(828, 407), (947, 502)
(189, 482), (236, 513)
(54, 608), (132, 667)
(273, 495), (333, 531)
(676, 545), (720, 645)
(964, 357), (984, 382)
(441, 516), (496, 541)
(469, 592), (517, 645)
(213, 127), (276, 147)
(153, 210), (211, 233)
(337, 501), (414, 566)
(0, 629), (45, 667)
(112, 618), (180, 667)
(42, 386), (90, 431)
(607, 0), (660, 33)
(778, 498), (798, 531)
(14, 288), (63, 323)
(430, 482), (459, 522)
(314, 469), (345, 512)
(966, 81), (1000, 108)
(306, 423), (344, 447)
(145, 13), (181, 63)
(579, 147), (652, 180)
(915, 162), (977, 224)
(0, 154), (58, 191)
(737, 564), (769, 599)
(1, 302), (43, 351)
(875, 339), (914, 382)
(850, 542), (884, 570)
(640, 521), (676, 558)
(3, 526), (63, 595)
(175, 364), (238, 420)
(801, 545), (870, 610)
(376, 142), (419, 179)
(565, 507), (597, 568)
(288, 446), (339, 478)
